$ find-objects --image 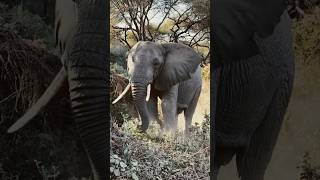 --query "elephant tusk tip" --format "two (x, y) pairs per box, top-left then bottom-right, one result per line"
(6, 116), (29, 133)
(112, 97), (121, 104)
(7, 125), (18, 134)
(7, 129), (14, 134)
(112, 84), (131, 105)
(146, 84), (151, 102)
